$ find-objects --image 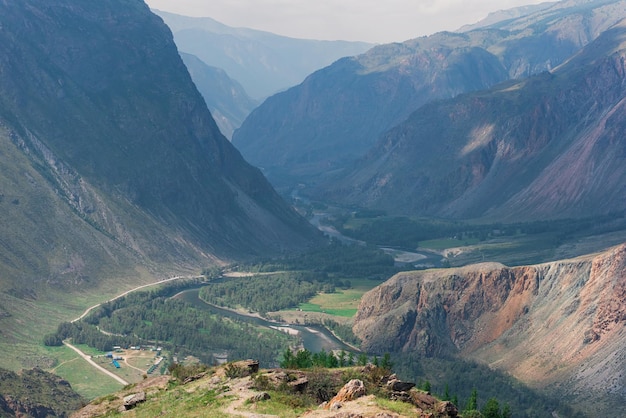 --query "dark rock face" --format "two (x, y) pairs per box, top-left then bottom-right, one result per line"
(249, 392), (271, 403)
(233, 0), (626, 192)
(322, 22), (626, 221)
